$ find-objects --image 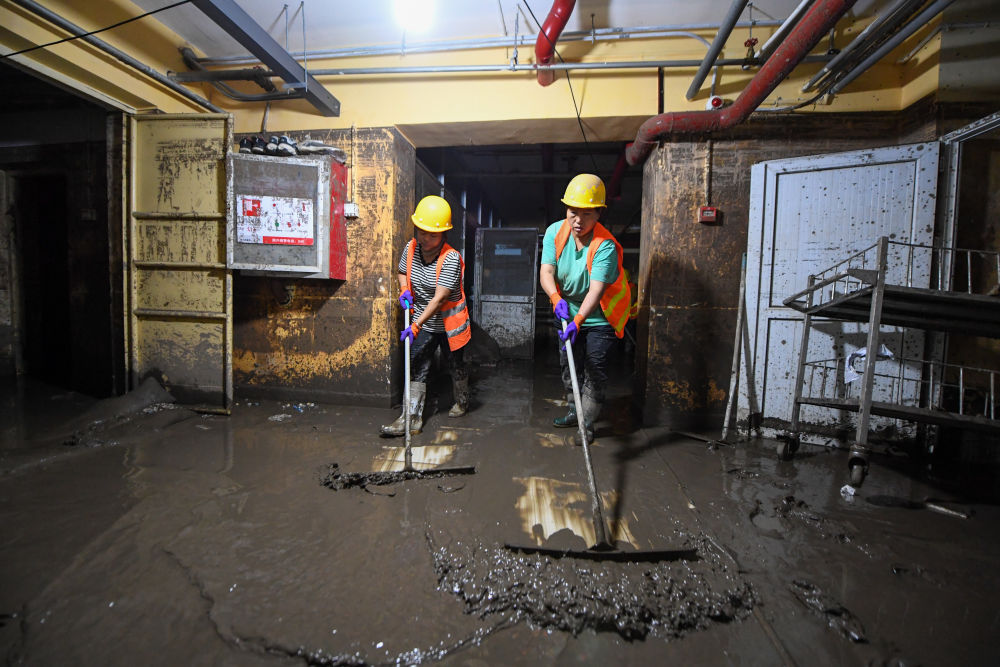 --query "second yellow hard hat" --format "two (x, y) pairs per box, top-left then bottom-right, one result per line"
(561, 174), (606, 208)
